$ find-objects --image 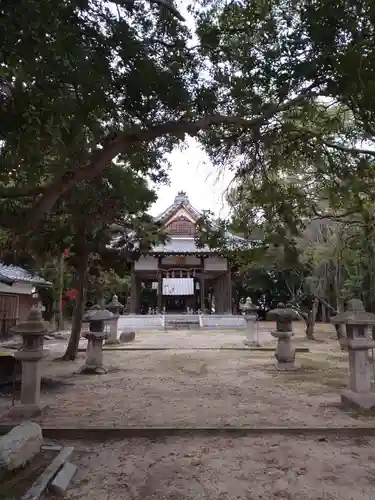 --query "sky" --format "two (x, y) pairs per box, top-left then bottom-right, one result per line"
(149, 1), (234, 219)
(149, 137), (234, 218)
